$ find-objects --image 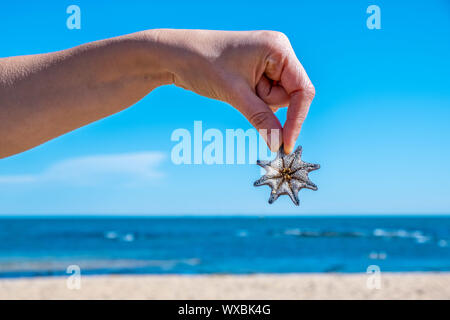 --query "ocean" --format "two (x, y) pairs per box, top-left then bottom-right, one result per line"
(0, 216), (449, 277)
